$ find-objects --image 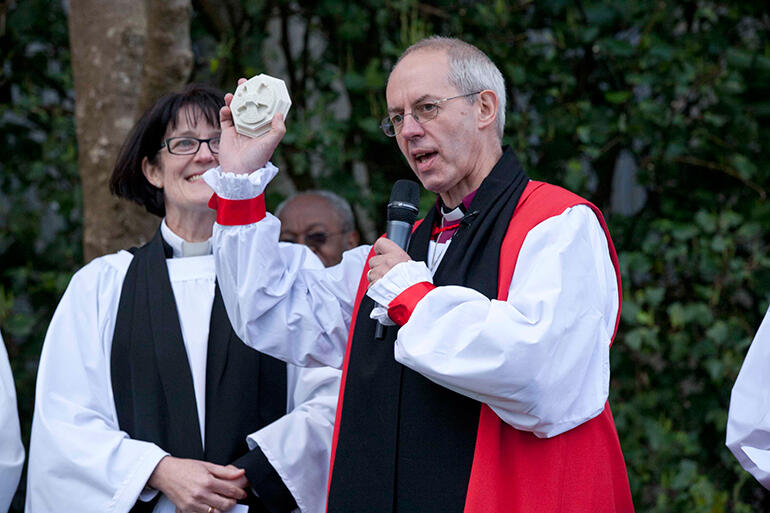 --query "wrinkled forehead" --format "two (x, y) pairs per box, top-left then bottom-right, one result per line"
(281, 195), (344, 230)
(386, 49), (455, 110)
